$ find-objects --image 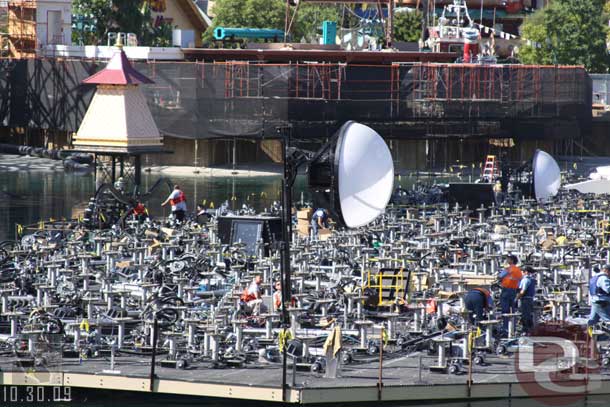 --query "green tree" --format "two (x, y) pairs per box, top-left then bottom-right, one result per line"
(72, 0), (113, 45)
(113, 0), (146, 37)
(203, 0), (285, 44)
(140, 2), (173, 47)
(72, 0), (171, 46)
(293, 4), (343, 42)
(393, 10), (422, 43)
(519, 0), (609, 72)
(203, 0), (343, 45)
(517, 9), (553, 65)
